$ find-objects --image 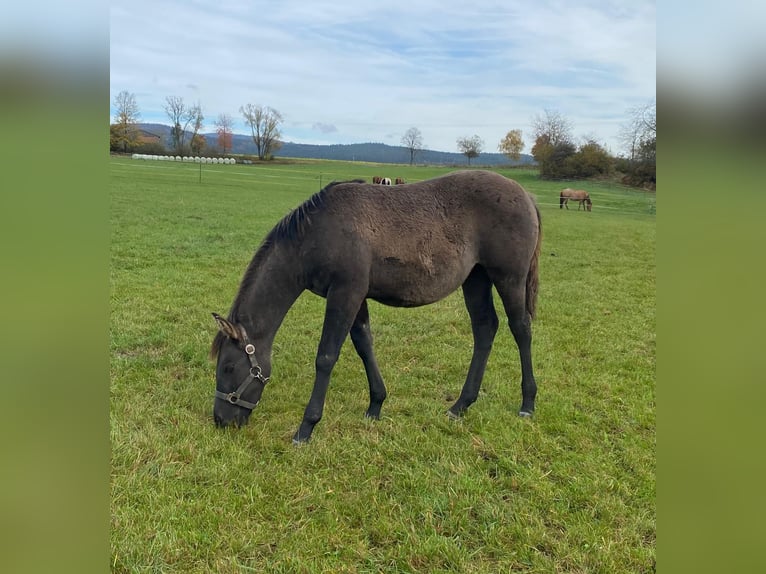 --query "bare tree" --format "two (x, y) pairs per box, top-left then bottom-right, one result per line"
(112, 90), (141, 152)
(618, 100), (655, 187)
(240, 104), (283, 160)
(498, 129), (524, 162)
(163, 95), (197, 154)
(457, 135), (484, 165)
(531, 109), (573, 147)
(619, 101), (656, 160)
(400, 127), (424, 165)
(215, 113), (234, 155)
(529, 109), (577, 178)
